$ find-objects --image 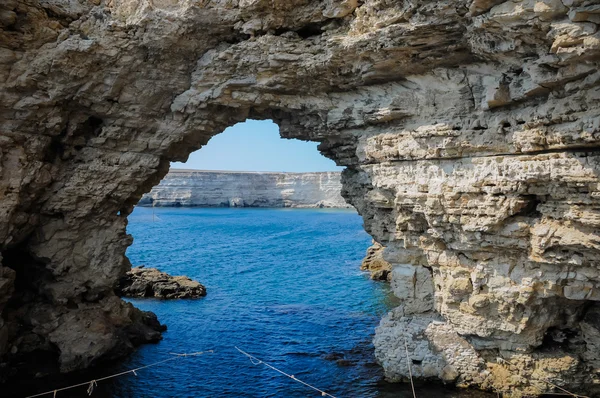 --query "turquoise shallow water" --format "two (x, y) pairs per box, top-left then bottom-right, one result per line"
(8, 207), (493, 397)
